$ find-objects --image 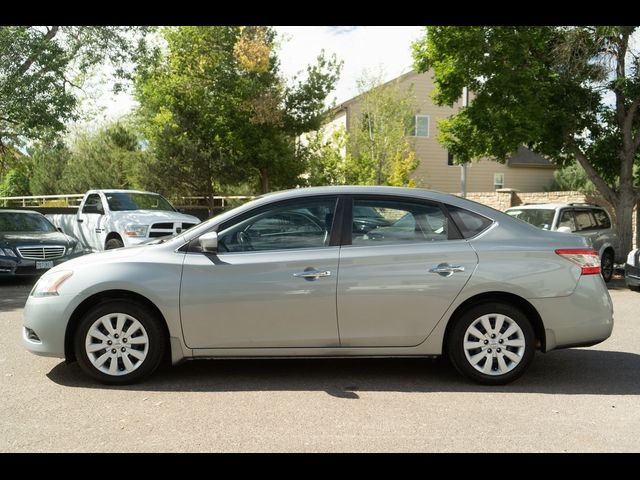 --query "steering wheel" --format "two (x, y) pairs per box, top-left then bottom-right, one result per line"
(237, 231), (253, 251)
